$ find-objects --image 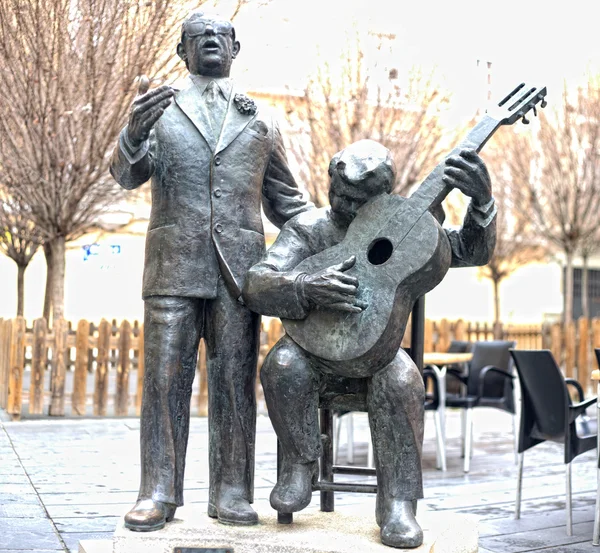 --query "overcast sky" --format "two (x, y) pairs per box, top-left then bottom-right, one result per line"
(223, 0), (600, 121)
